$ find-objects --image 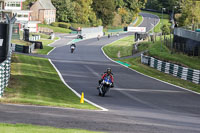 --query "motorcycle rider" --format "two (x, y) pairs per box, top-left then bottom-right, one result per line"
(97, 35), (100, 41)
(97, 68), (114, 89)
(70, 43), (76, 53)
